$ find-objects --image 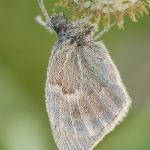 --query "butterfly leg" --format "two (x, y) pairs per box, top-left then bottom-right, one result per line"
(94, 22), (116, 41)
(35, 15), (47, 28)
